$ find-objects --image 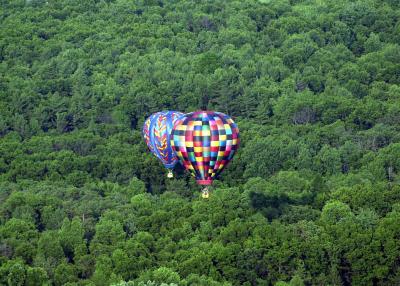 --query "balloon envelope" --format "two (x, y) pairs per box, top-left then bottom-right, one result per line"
(171, 111), (239, 185)
(143, 111), (184, 169)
